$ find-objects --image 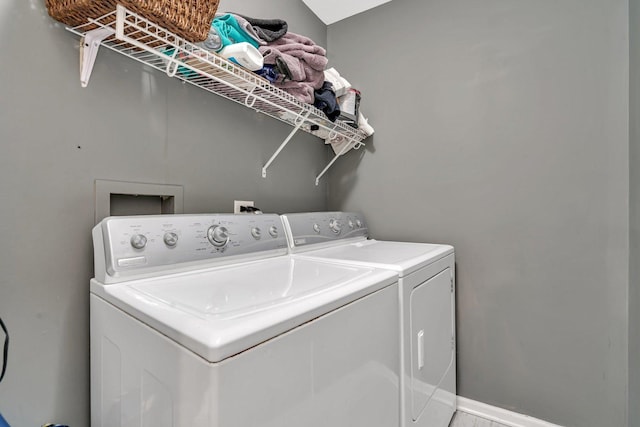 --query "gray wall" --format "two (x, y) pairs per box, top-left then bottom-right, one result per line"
(630, 0), (640, 425)
(0, 0), (327, 425)
(0, 0), (633, 426)
(327, 1), (629, 426)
